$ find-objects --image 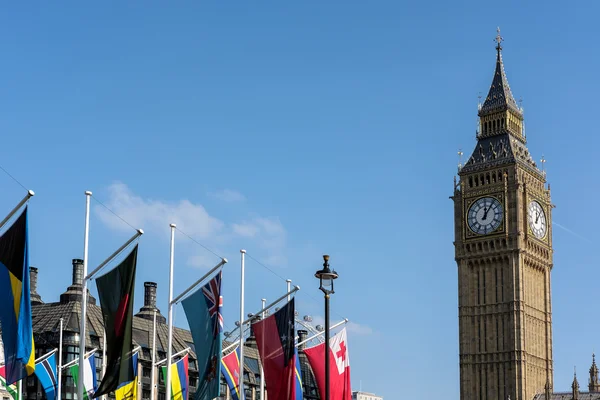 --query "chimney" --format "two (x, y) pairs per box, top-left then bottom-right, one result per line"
(245, 314), (259, 349)
(297, 330), (308, 350)
(135, 281), (166, 324)
(144, 282), (157, 309)
(72, 259), (84, 286)
(60, 258), (96, 305)
(29, 267), (43, 305)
